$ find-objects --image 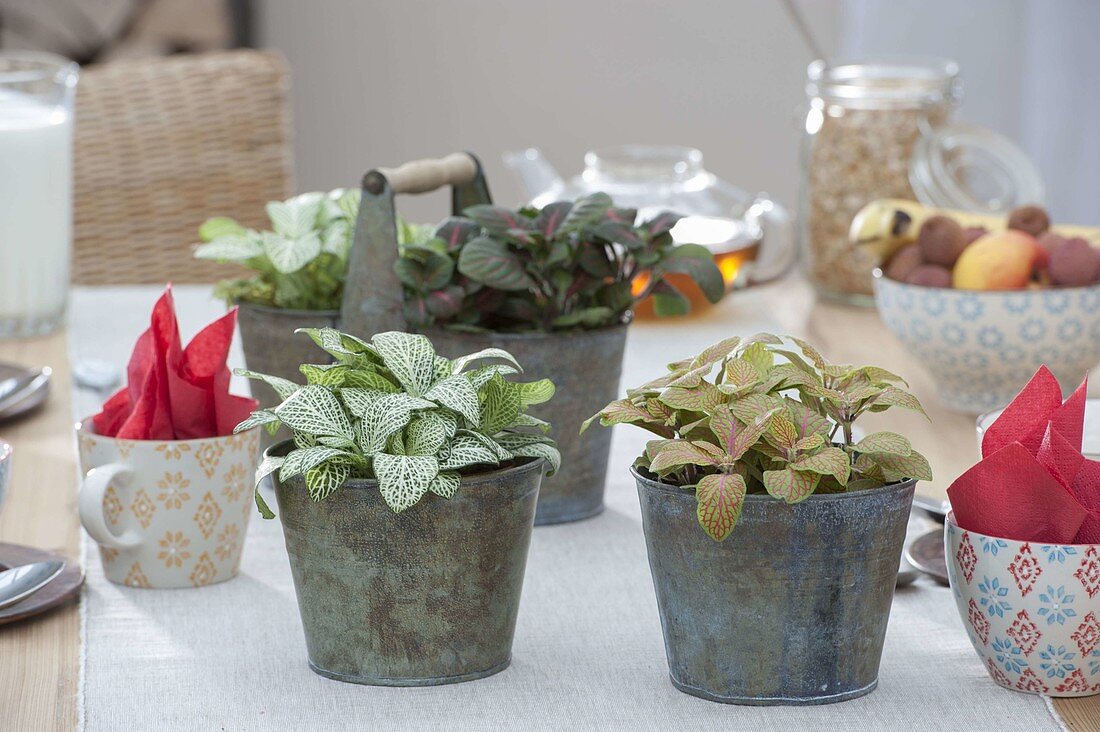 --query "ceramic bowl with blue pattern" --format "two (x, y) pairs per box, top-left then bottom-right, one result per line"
(874, 271), (1100, 413)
